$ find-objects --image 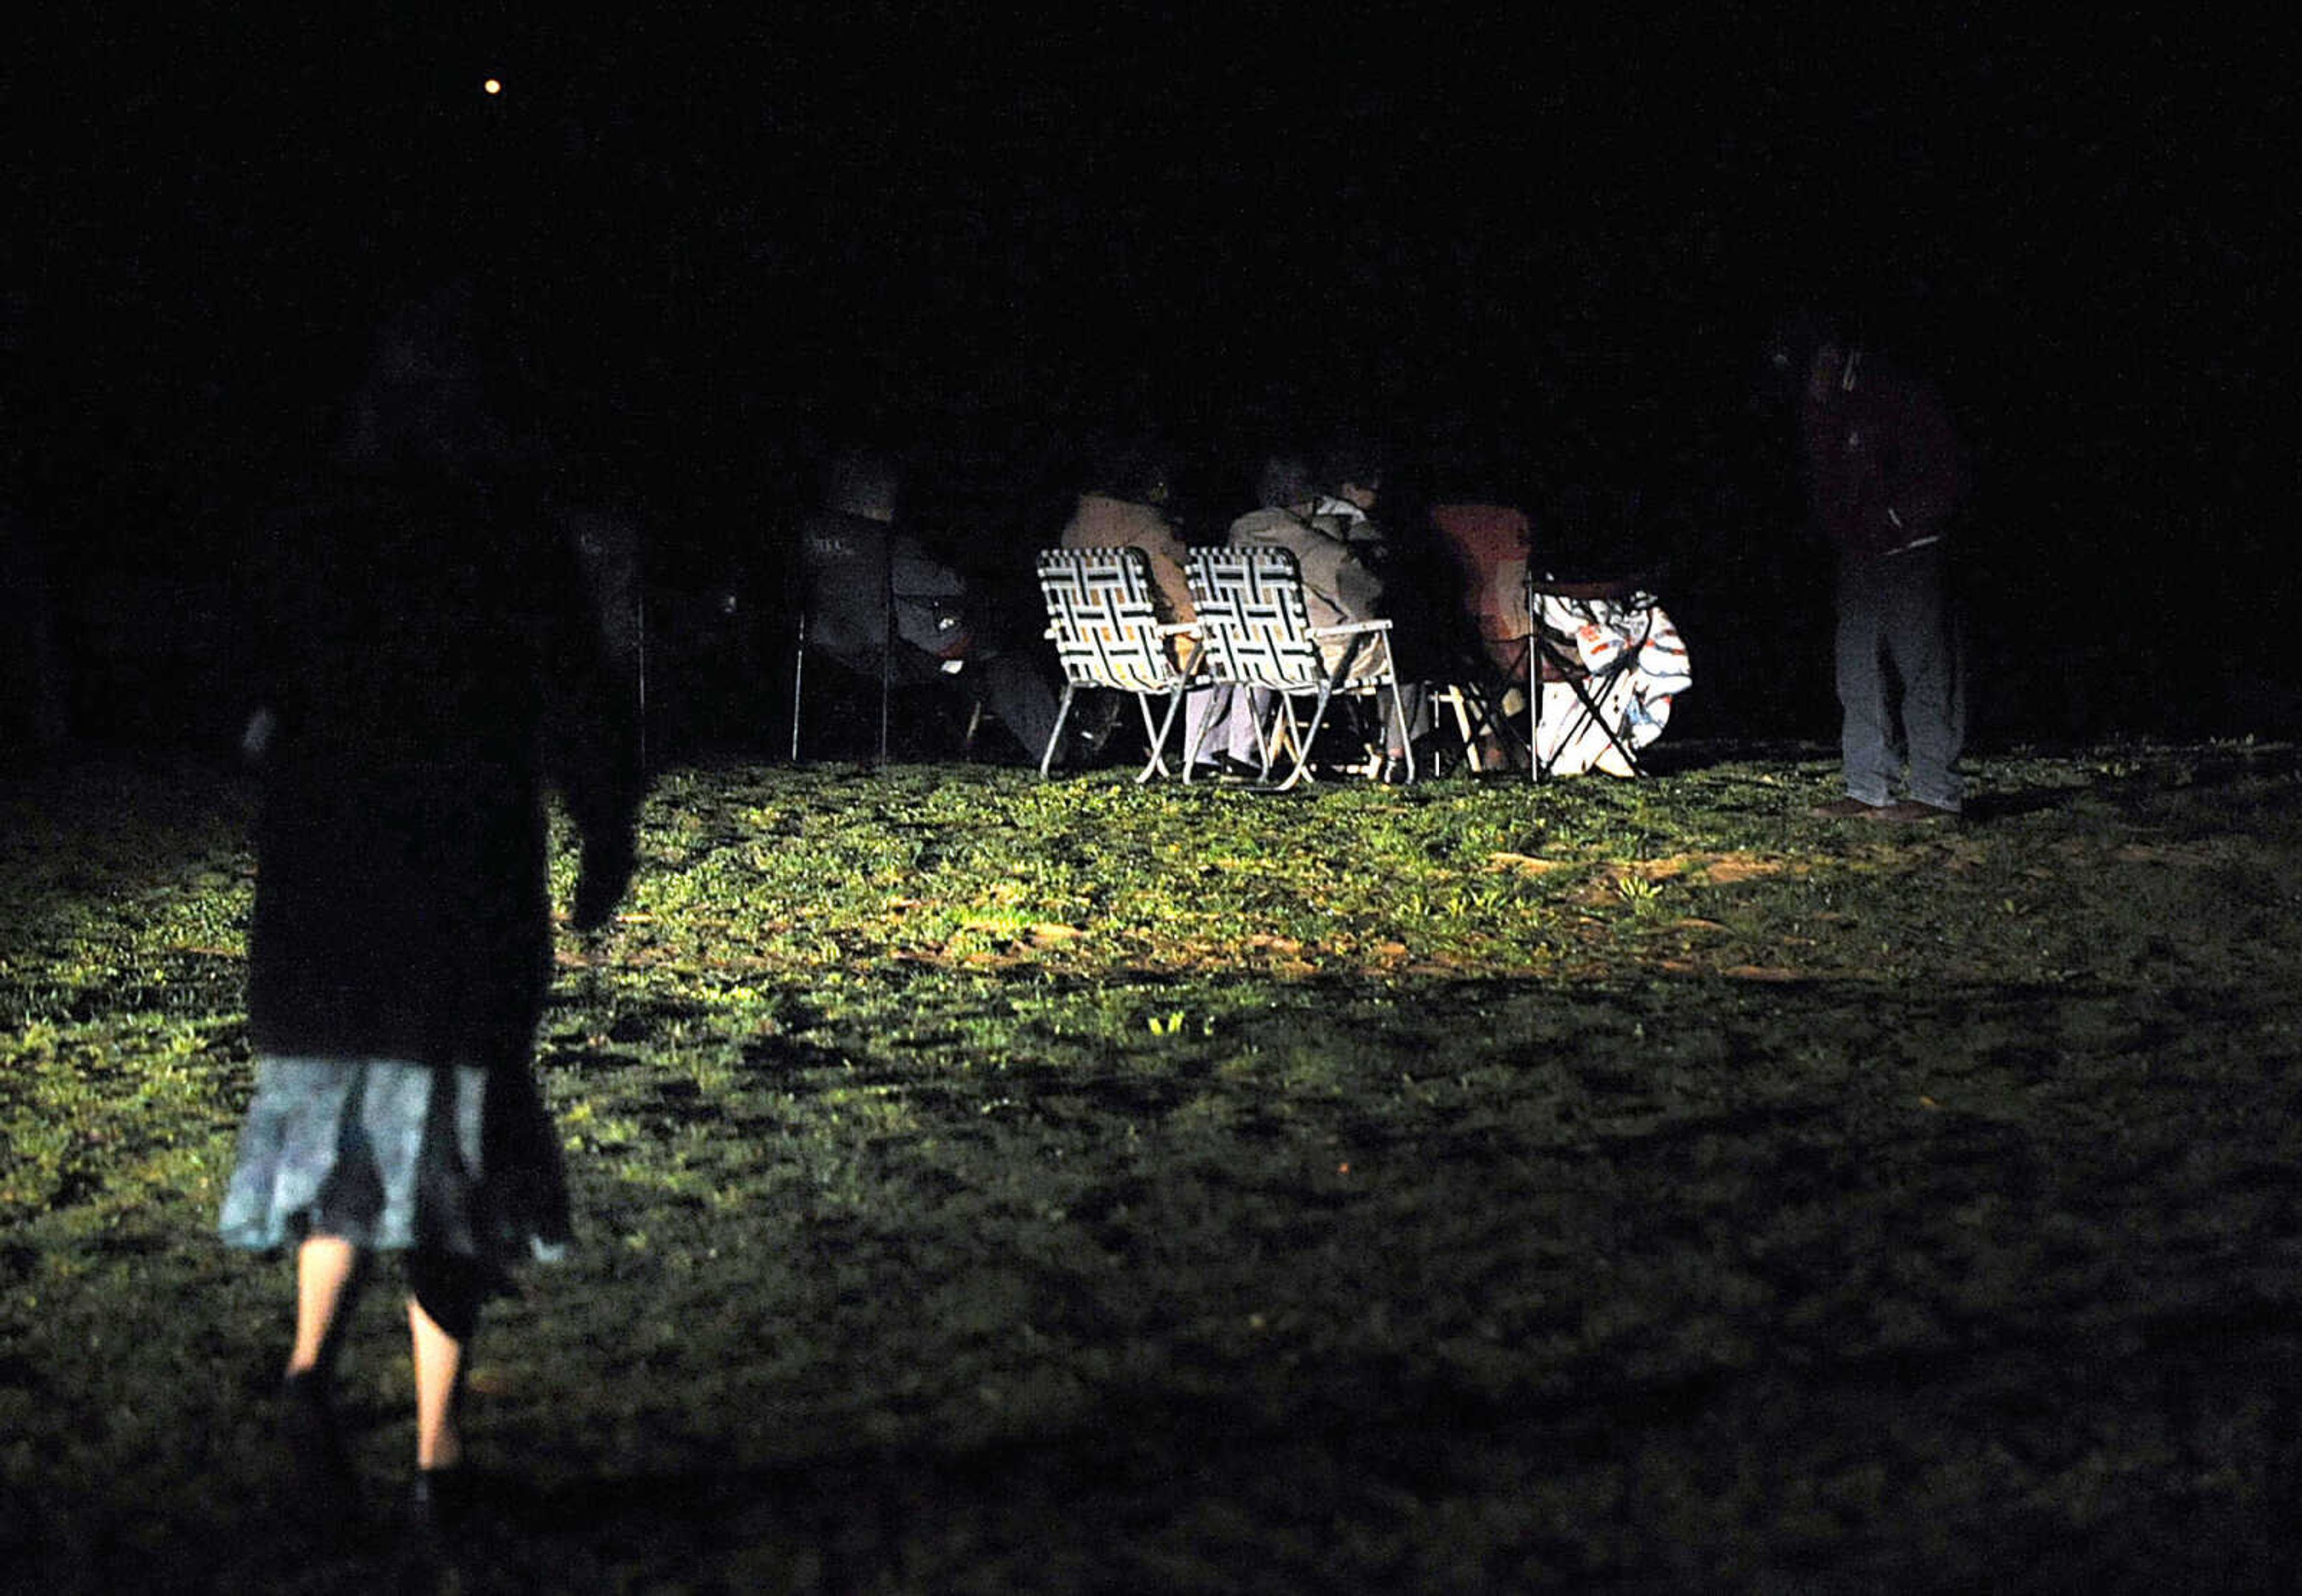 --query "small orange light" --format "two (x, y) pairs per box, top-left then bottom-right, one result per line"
(483, 78), (502, 96)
